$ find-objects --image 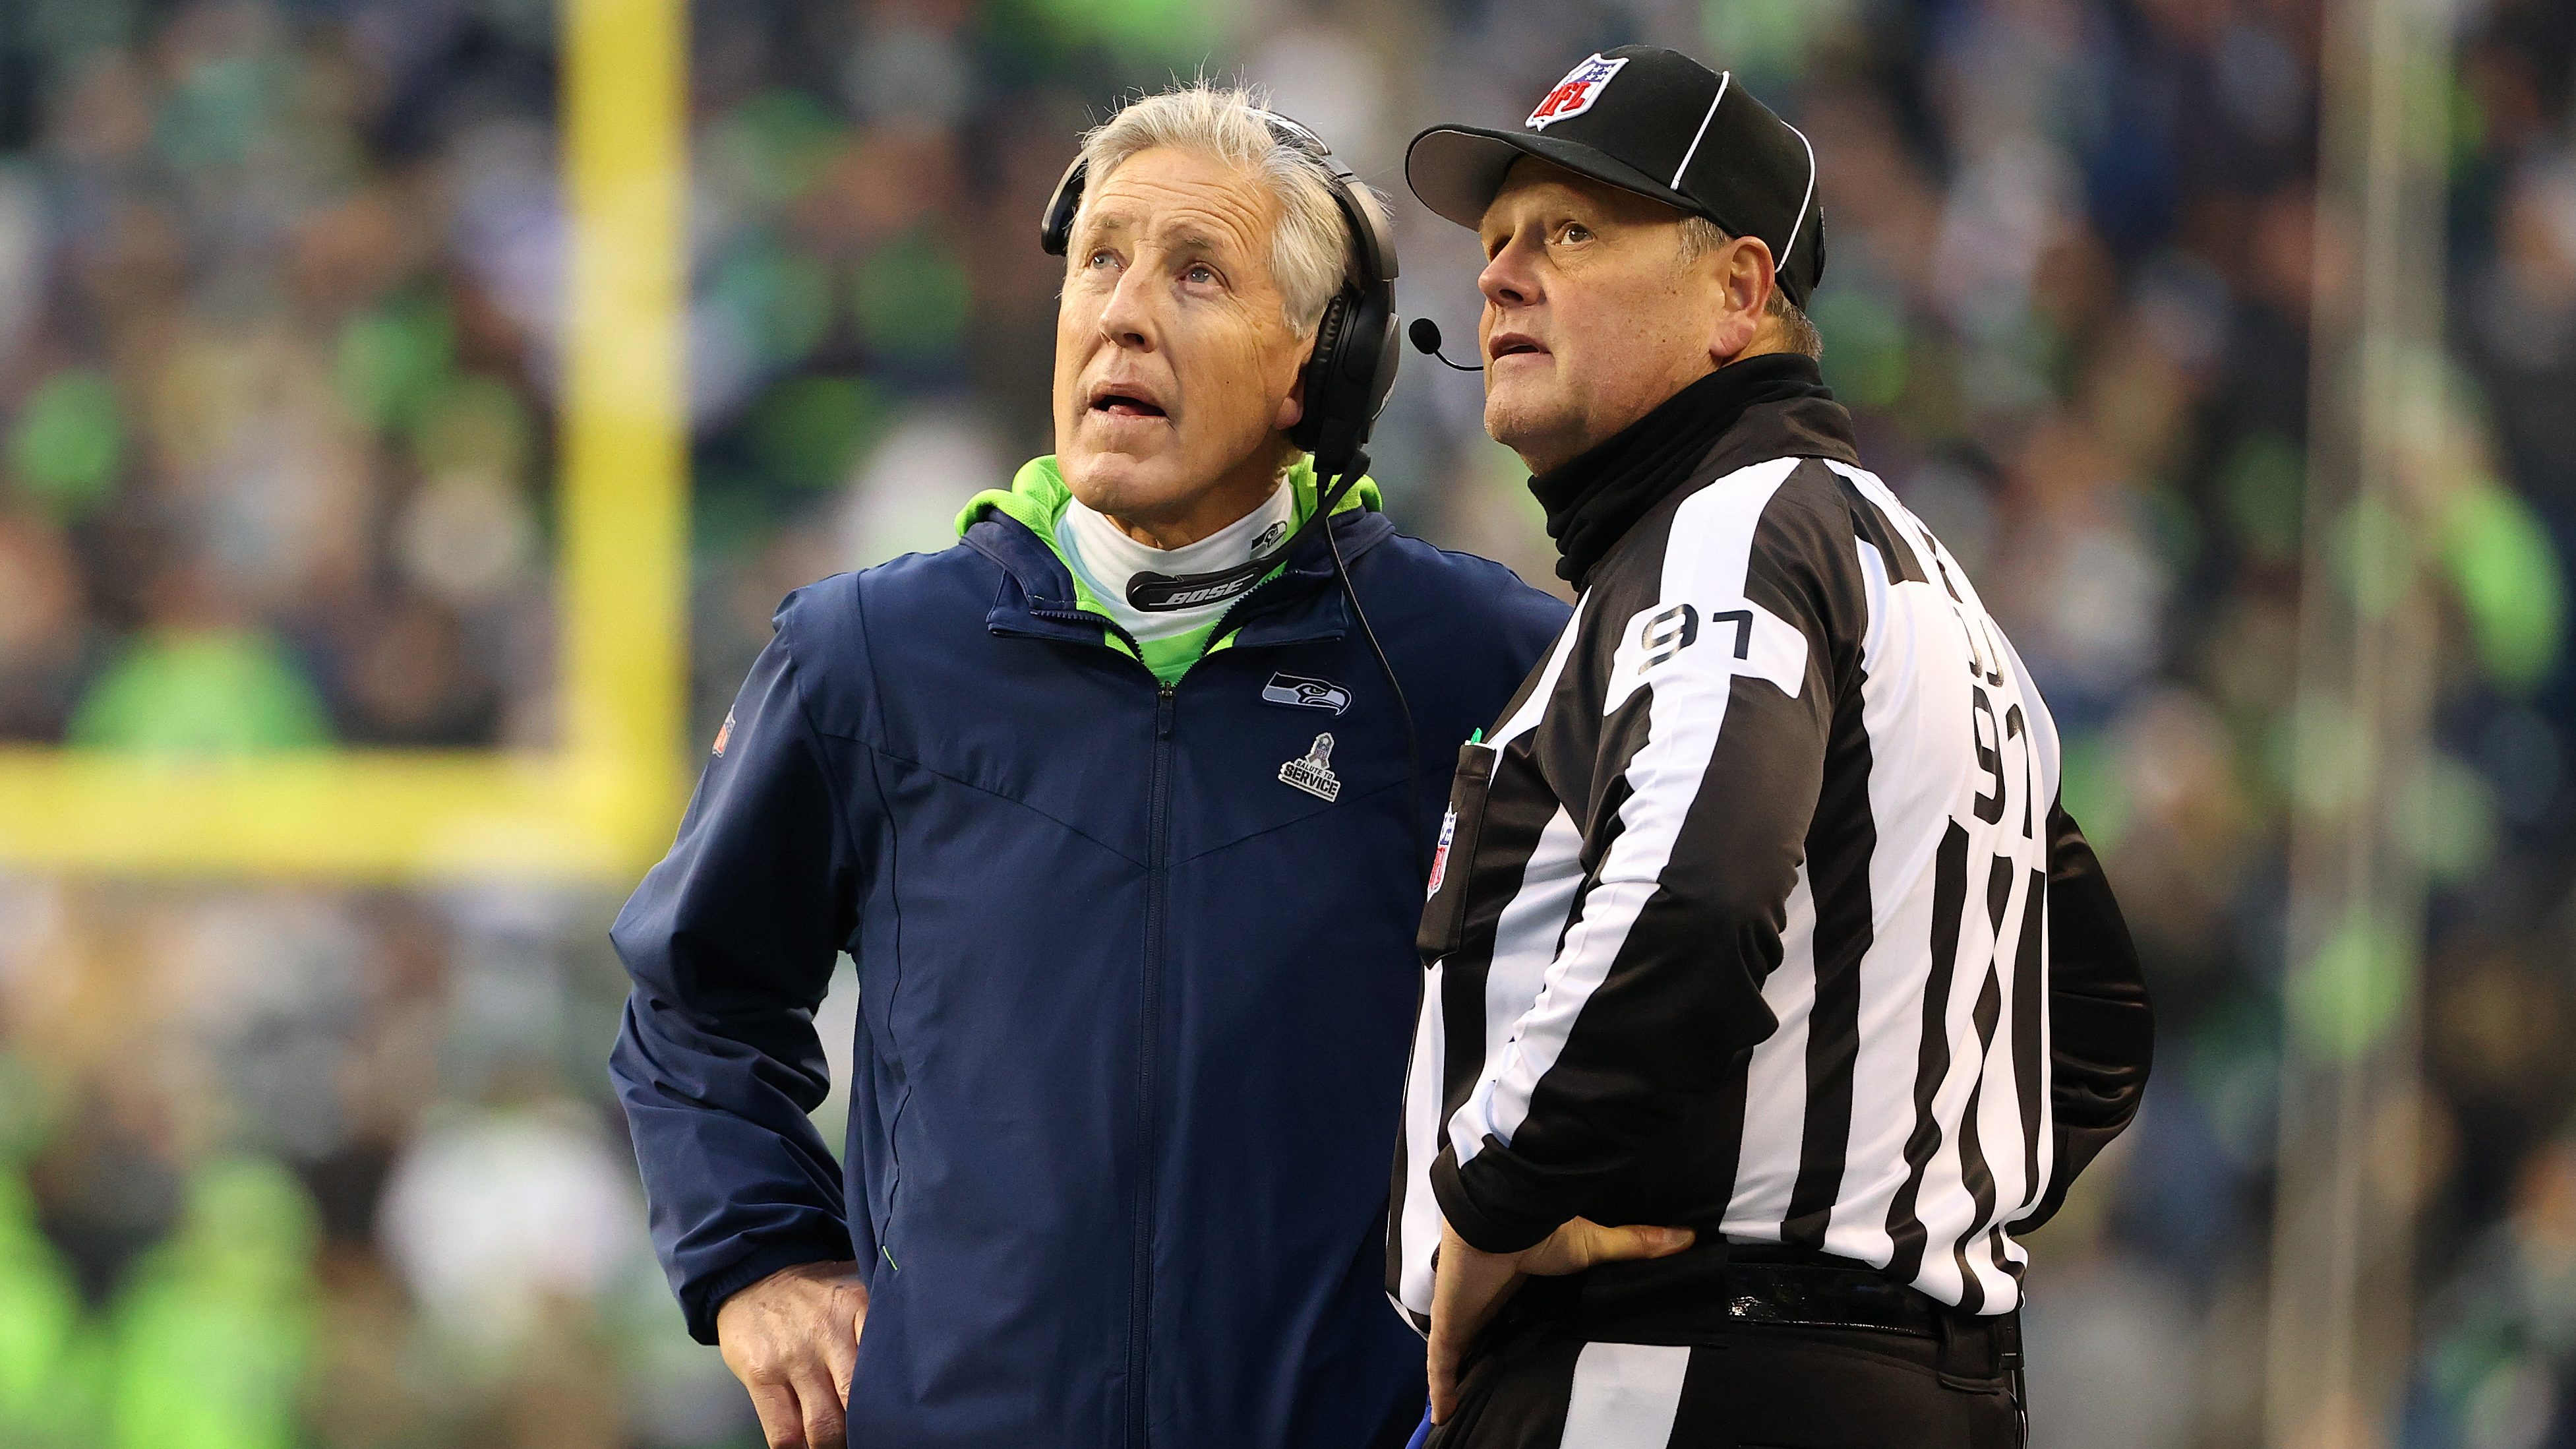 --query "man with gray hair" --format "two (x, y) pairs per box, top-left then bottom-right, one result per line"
(609, 84), (1569, 1448)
